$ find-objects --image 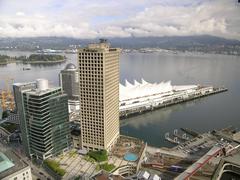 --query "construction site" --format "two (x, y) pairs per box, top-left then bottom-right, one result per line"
(0, 77), (15, 114)
(0, 77), (18, 137)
